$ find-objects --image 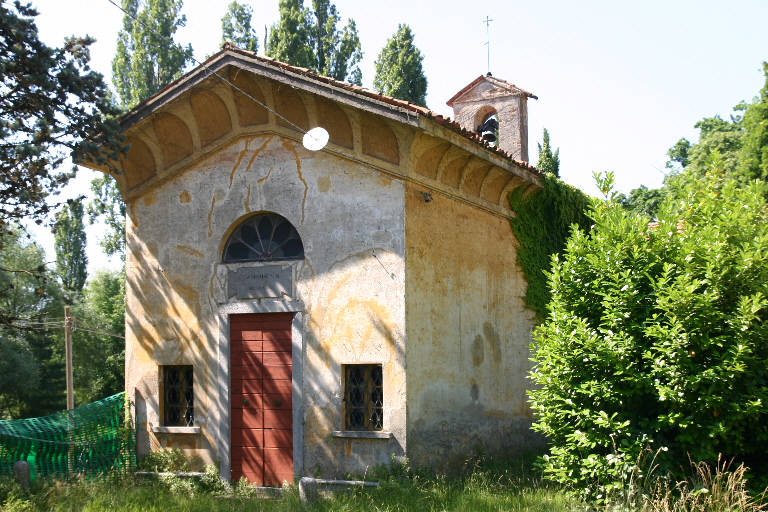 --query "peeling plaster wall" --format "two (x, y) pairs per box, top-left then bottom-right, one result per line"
(404, 188), (543, 469)
(125, 134), (406, 477)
